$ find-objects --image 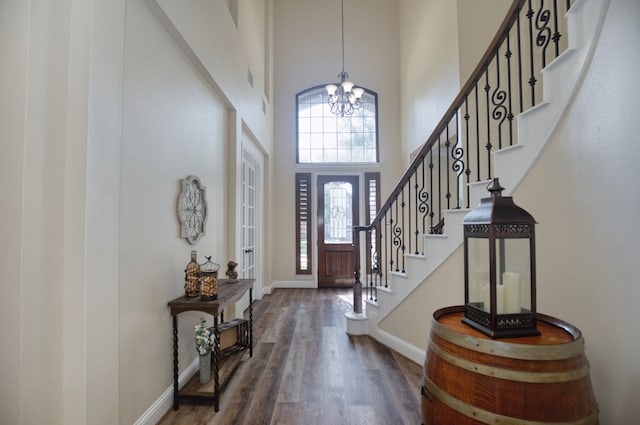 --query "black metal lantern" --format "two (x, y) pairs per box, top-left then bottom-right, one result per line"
(462, 178), (540, 338)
